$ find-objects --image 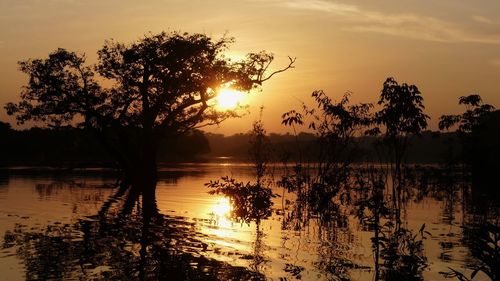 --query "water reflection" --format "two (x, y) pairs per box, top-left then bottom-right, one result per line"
(0, 164), (498, 281)
(211, 197), (231, 221)
(2, 184), (262, 280)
